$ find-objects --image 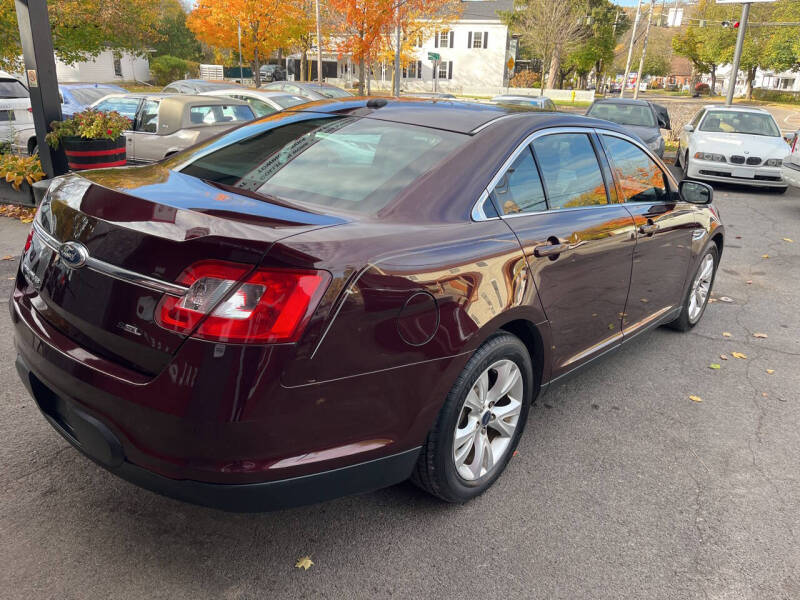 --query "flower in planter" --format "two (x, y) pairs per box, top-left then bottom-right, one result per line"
(46, 109), (132, 150)
(0, 154), (45, 191)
